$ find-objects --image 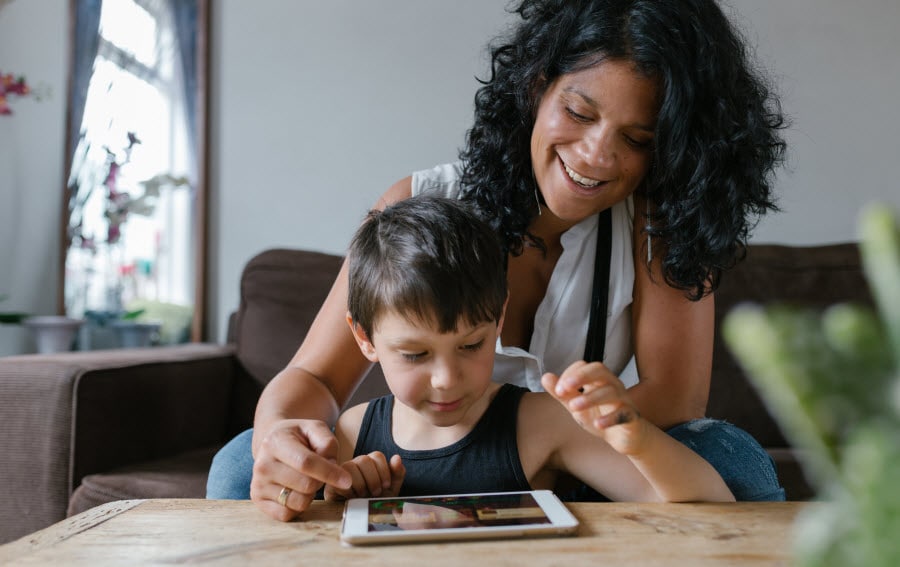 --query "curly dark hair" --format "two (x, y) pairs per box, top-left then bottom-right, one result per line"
(458, 0), (787, 299)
